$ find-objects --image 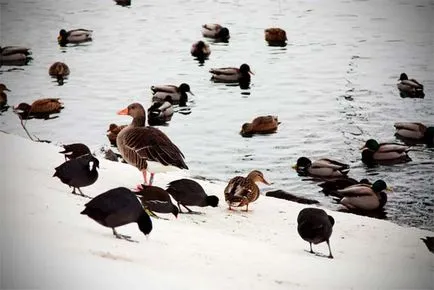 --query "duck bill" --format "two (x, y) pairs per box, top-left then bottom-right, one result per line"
(262, 178), (271, 185)
(291, 164), (297, 170)
(249, 70), (255, 75)
(117, 107), (129, 115)
(3, 87), (11, 92)
(57, 35), (62, 42)
(188, 91), (195, 96)
(386, 186), (393, 192)
(359, 146), (367, 150)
